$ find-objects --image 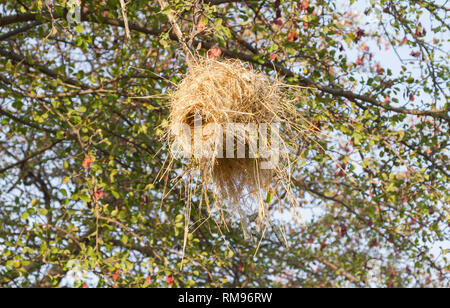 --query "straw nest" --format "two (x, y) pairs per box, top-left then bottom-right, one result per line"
(166, 58), (300, 226)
